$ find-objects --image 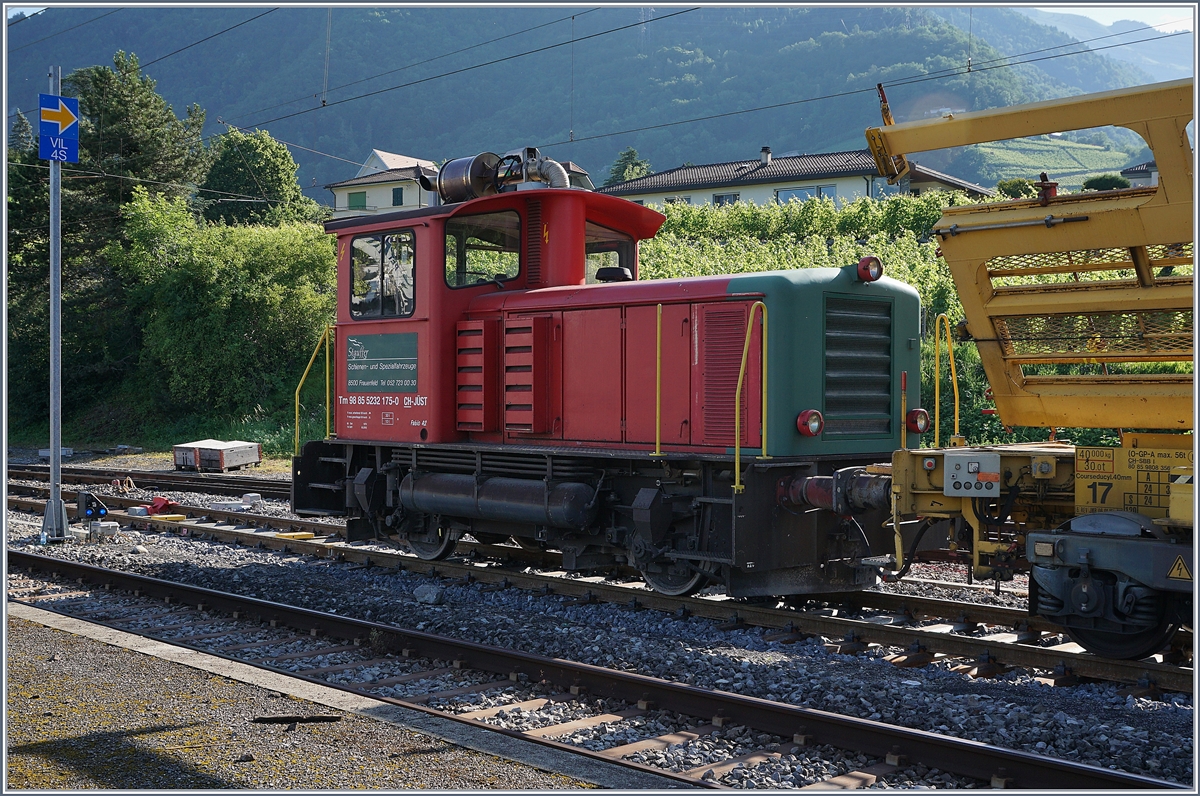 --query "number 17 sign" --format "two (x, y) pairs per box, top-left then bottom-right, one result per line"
(39, 93), (79, 163)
